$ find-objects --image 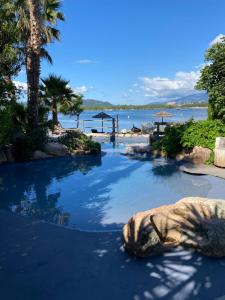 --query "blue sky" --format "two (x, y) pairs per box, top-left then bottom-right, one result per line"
(16, 0), (225, 104)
